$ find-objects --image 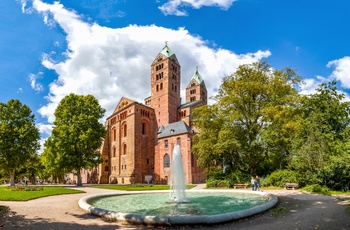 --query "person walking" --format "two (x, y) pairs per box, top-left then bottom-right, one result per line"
(254, 175), (260, 191)
(251, 176), (255, 191)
